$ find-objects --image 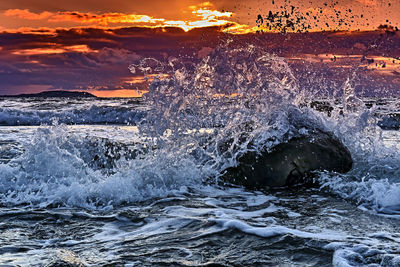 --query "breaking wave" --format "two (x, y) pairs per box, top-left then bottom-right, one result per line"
(0, 104), (145, 126)
(0, 44), (400, 217)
